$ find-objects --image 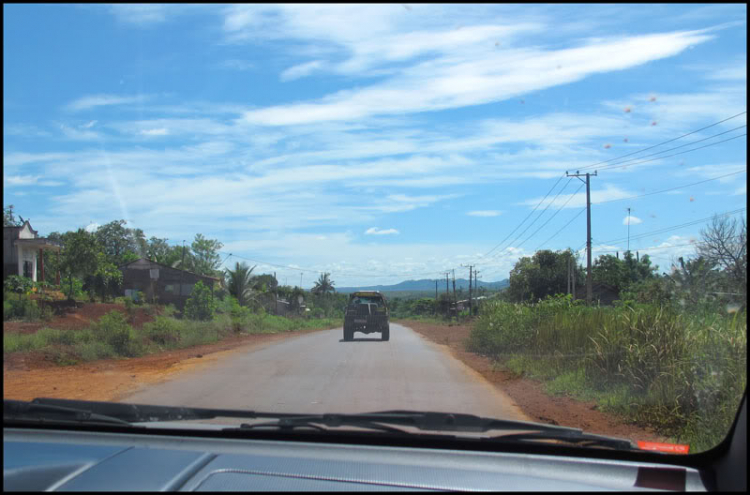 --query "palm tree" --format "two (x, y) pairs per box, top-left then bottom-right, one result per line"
(225, 262), (256, 306)
(312, 272), (335, 295)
